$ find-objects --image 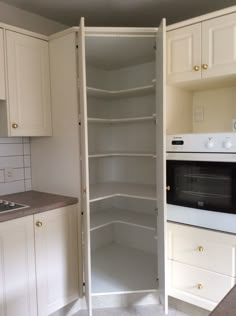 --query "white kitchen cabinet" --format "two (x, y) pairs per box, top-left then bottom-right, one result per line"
(5, 30), (52, 136)
(34, 205), (79, 316)
(0, 216), (37, 316)
(168, 222), (236, 311)
(167, 24), (201, 83)
(167, 12), (236, 84)
(0, 28), (5, 100)
(202, 12), (236, 78)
